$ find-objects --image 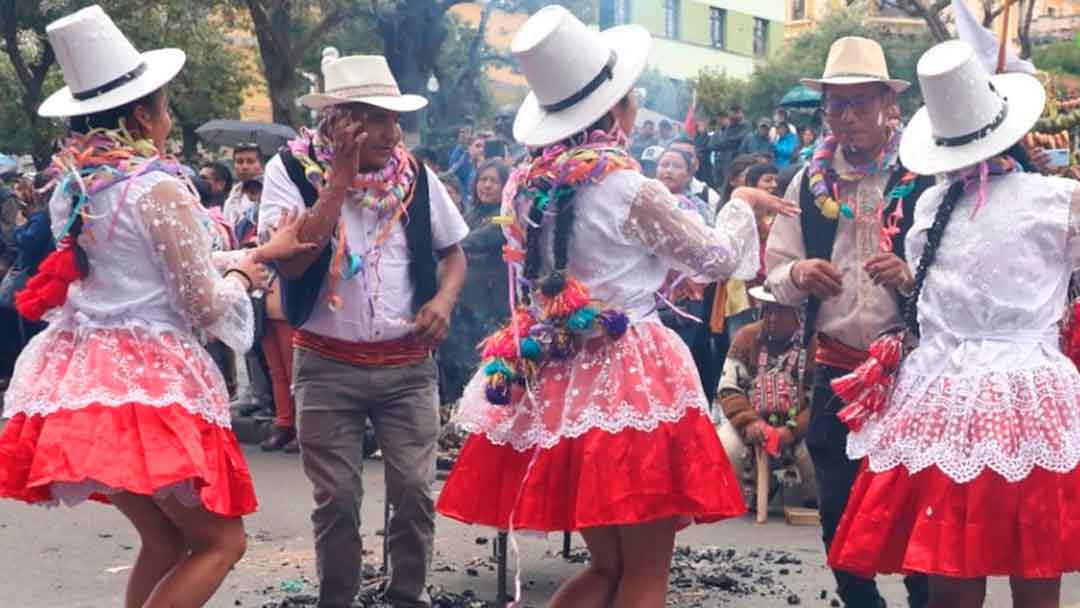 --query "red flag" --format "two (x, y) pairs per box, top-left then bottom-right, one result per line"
(683, 92), (697, 137)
